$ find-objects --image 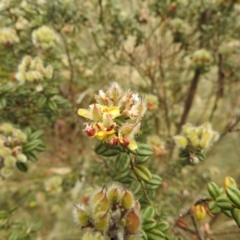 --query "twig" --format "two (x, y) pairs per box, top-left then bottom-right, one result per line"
(177, 70), (201, 133)
(190, 212), (203, 240)
(209, 54), (224, 121)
